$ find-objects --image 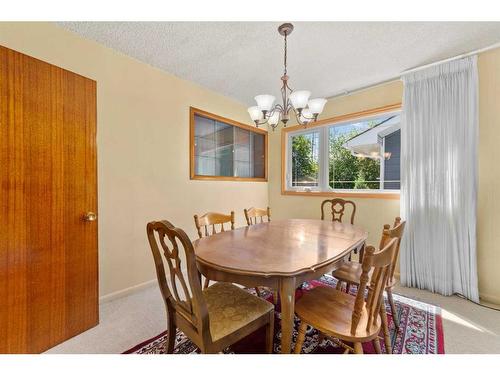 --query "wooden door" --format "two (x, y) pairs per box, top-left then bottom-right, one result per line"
(0, 46), (98, 353)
